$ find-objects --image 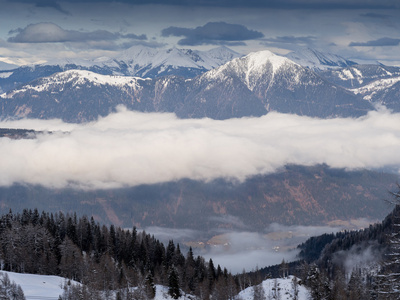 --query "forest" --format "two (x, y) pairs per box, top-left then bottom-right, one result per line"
(0, 208), (242, 299)
(1, 202), (400, 299)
